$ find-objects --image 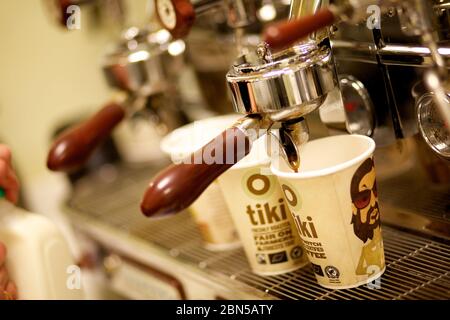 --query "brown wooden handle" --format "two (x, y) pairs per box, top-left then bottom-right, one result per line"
(263, 8), (336, 51)
(155, 0), (195, 39)
(141, 127), (251, 217)
(47, 102), (125, 172)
